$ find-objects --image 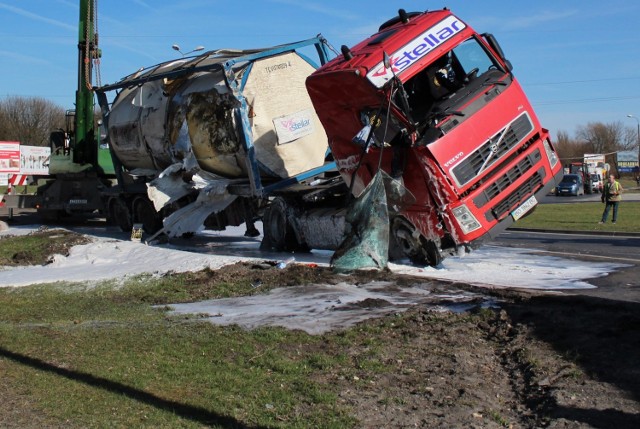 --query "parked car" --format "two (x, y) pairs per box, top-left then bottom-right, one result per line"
(555, 174), (584, 196)
(590, 173), (603, 193)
